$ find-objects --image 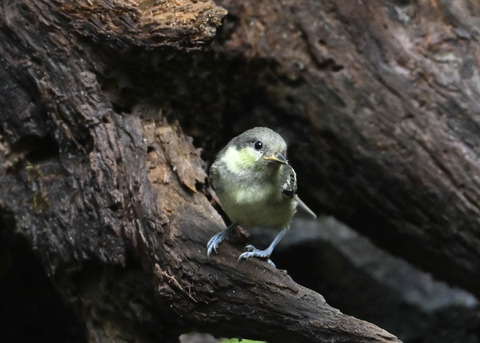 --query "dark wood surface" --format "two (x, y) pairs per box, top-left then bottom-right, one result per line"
(2, 0), (479, 342)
